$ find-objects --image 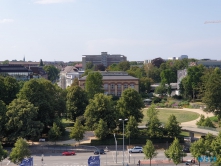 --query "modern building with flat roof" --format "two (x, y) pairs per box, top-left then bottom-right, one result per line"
(82, 52), (127, 70)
